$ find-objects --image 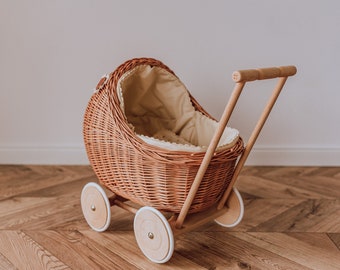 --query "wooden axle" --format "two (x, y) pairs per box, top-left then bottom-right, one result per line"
(109, 195), (138, 214)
